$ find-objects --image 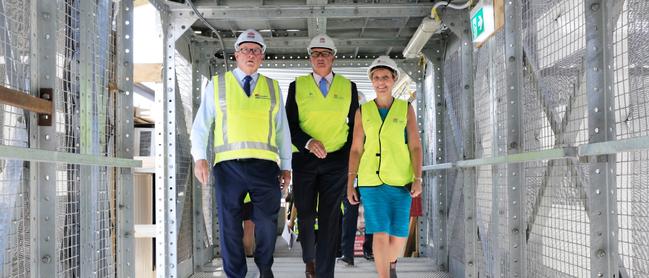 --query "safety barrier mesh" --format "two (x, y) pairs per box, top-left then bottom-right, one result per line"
(0, 0), (31, 277)
(420, 0), (649, 276)
(522, 0), (588, 152)
(0, 0), (125, 277)
(175, 43), (195, 264)
(613, 1), (649, 276)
